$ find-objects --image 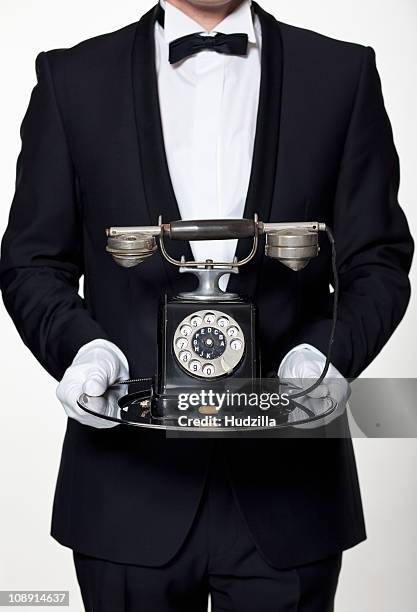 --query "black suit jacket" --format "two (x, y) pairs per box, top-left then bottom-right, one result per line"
(0, 3), (413, 568)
